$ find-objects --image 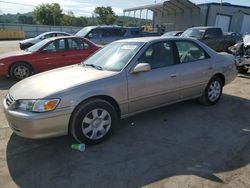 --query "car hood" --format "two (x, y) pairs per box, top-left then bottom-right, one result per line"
(9, 65), (117, 100)
(20, 38), (36, 44)
(0, 50), (31, 60)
